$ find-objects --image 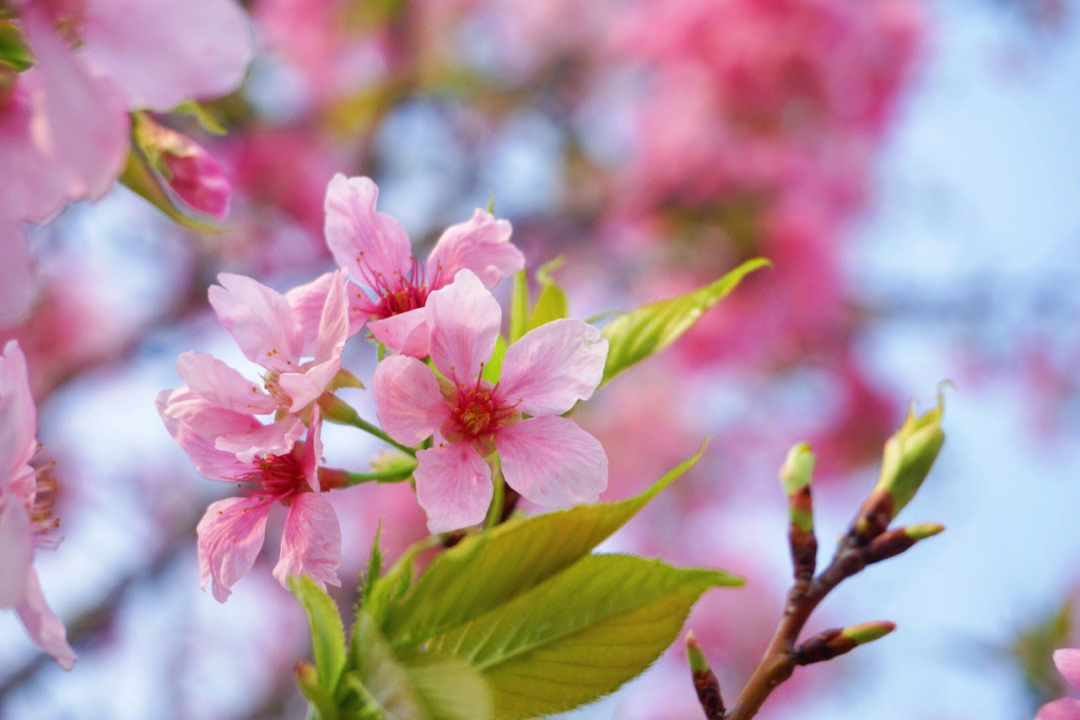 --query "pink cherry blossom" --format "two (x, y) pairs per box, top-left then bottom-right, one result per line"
(324, 174), (524, 357)
(373, 269), (608, 532)
(175, 271), (351, 463)
(157, 390), (341, 601)
(0, 340), (75, 669)
(0, 0), (253, 321)
(1038, 649), (1080, 720)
